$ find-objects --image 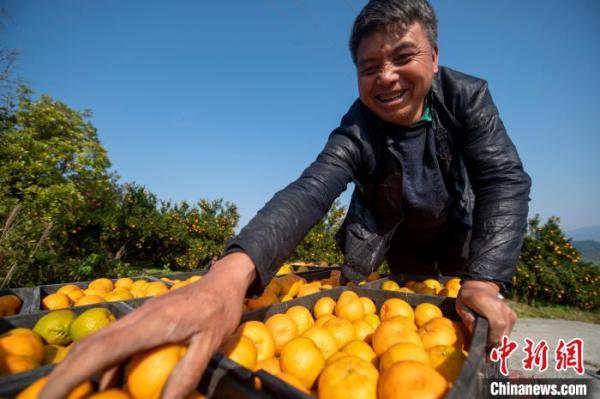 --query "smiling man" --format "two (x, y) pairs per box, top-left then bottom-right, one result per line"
(41, 1), (531, 398)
